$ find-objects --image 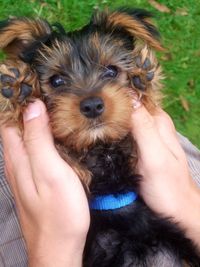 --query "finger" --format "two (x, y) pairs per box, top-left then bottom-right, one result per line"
(4, 166), (27, 224)
(4, 163), (18, 199)
(131, 104), (167, 156)
(23, 99), (56, 154)
(153, 109), (188, 163)
(4, 165), (23, 210)
(130, 103), (179, 176)
(1, 126), (37, 200)
(1, 125), (22, 155)
(4, 162), (28, 218)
